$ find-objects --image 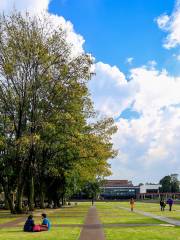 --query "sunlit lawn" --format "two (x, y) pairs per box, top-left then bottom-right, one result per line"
(96, 202), (180, 240)
(96, 202), (162, 224)
(105, 226), (180, 240)
(119, 201), (180, 220)
(0, 203), (90, 240)
(1, 201), (180, 240)
(0, 227), (81, 240)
